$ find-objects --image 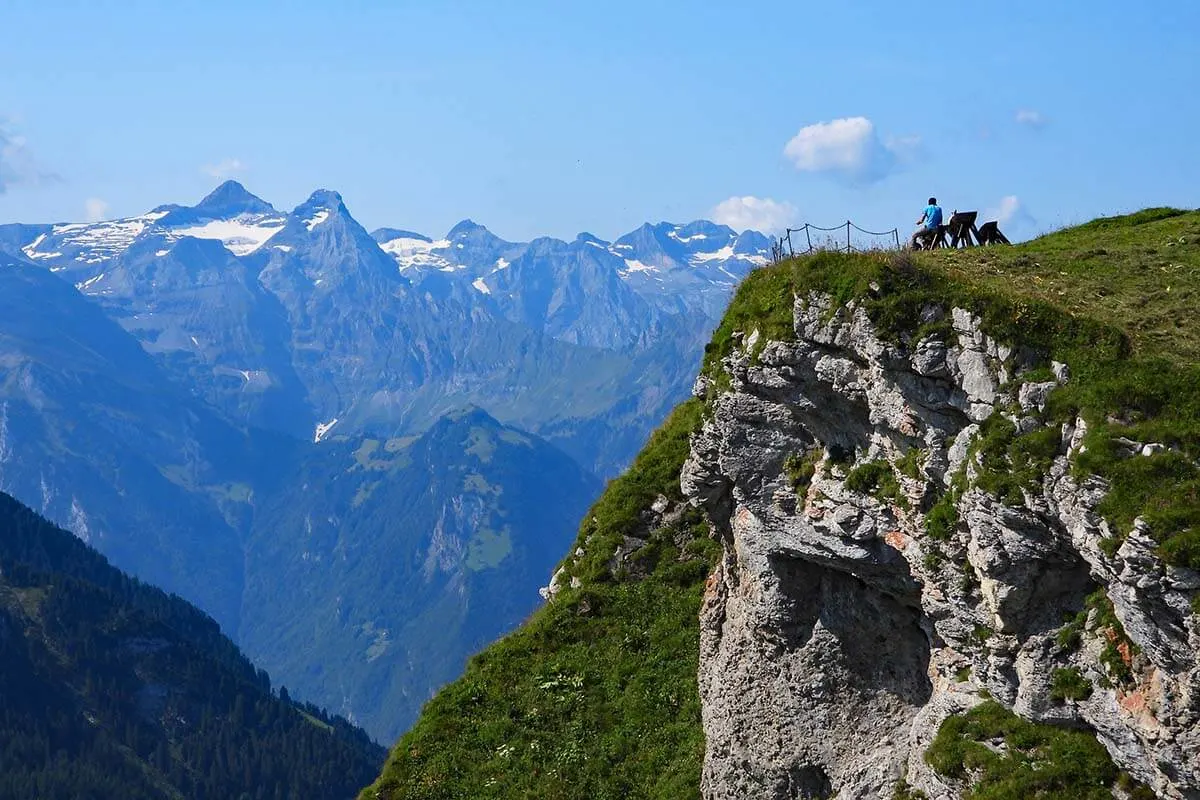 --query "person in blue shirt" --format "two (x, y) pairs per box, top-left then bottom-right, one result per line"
(910, 197), (943, 249)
